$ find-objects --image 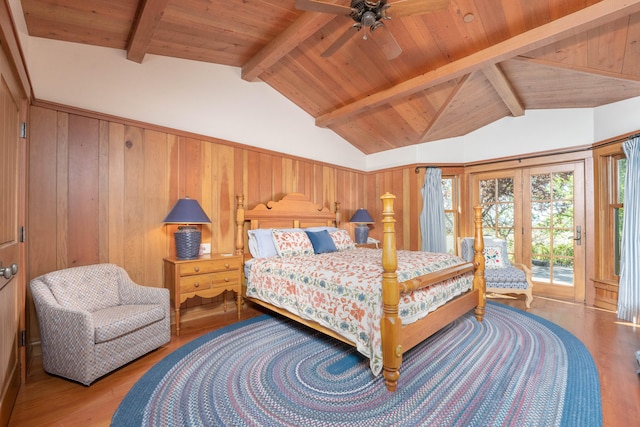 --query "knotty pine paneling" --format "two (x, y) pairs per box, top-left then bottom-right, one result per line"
(27, 104), (430, 345)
